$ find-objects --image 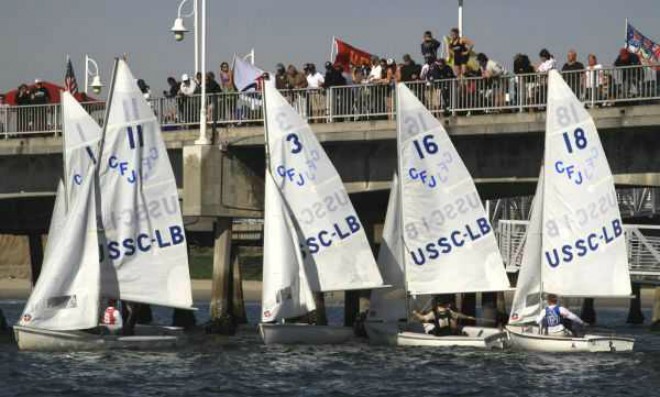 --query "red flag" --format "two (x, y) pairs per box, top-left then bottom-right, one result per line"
(332, 38), (374, 73)
(64, 56), (79, 94)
